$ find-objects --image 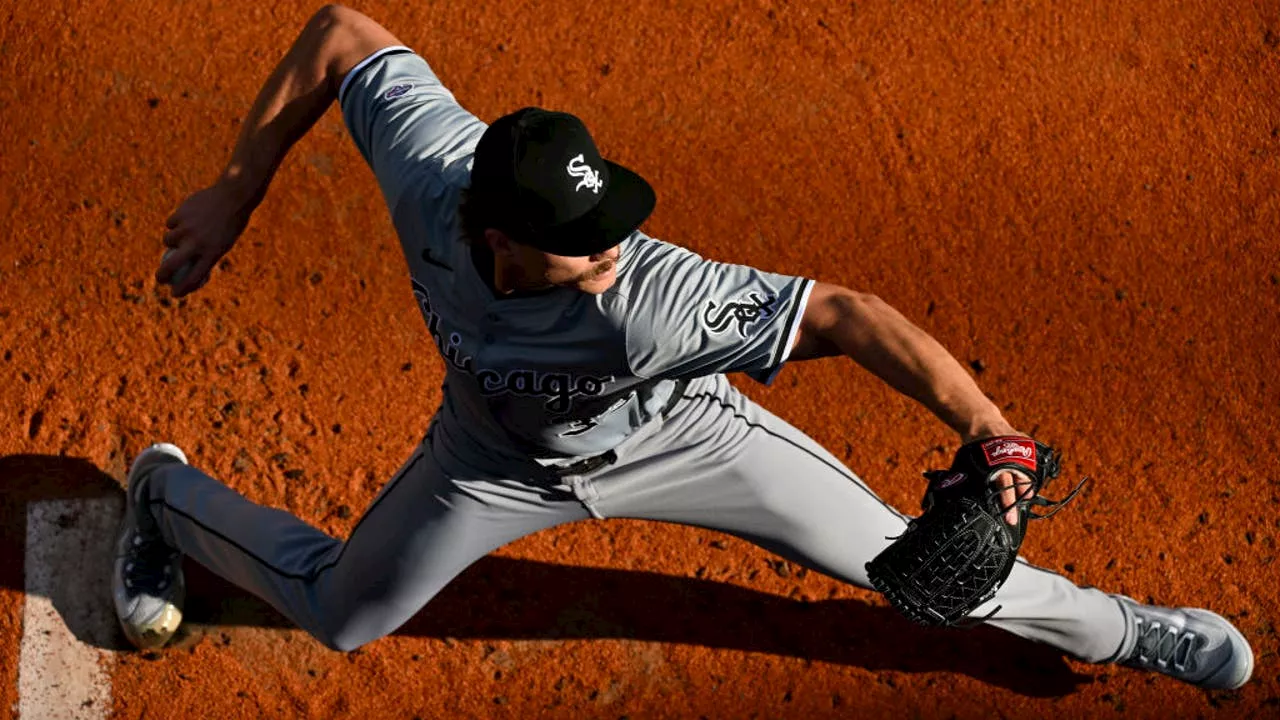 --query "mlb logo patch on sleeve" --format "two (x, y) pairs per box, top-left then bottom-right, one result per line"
(384, 83), (414, 100)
